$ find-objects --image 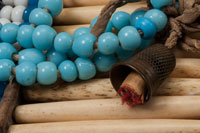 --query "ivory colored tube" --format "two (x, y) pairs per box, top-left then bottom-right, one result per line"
(23, 79), (116, 102)
(63, 0), (110, 7)
(9, 119), (200, 133)
(170, 58), (200, 78)
(15, 96), (200, 123)
(54, 2), (146, 25)
(23, 78), (200, 102)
